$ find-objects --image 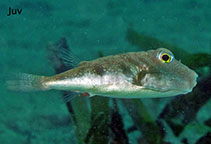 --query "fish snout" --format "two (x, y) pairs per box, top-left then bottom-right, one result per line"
(186, 70), (198, 92)
(190, 71), (198, 89)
